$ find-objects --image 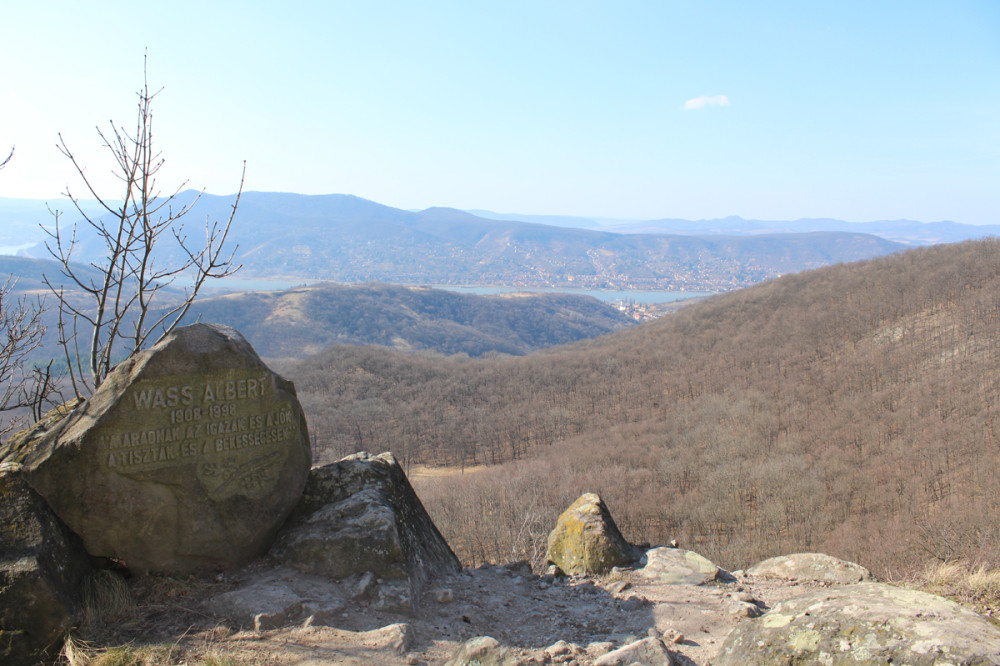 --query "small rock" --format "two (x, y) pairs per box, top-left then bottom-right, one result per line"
(606, 579), (632, 595)
(730, 601), (763, 618)
(378, 623), (414, 655)
(593, 637), (673, 665)
(544, 640), (573, 659)
(587, 641), (615, 658)
(504, 560), (532, 576)
(444, 636), (517, 666)
(662, 628), (685, 644)
(254, 607), (296, 632)
(669, 539), (679, 548)
(435, 588), (454, 604)
(619, 594), (648, 611)
(544, 564), (564, 577)
(352, 571), (377, 601)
